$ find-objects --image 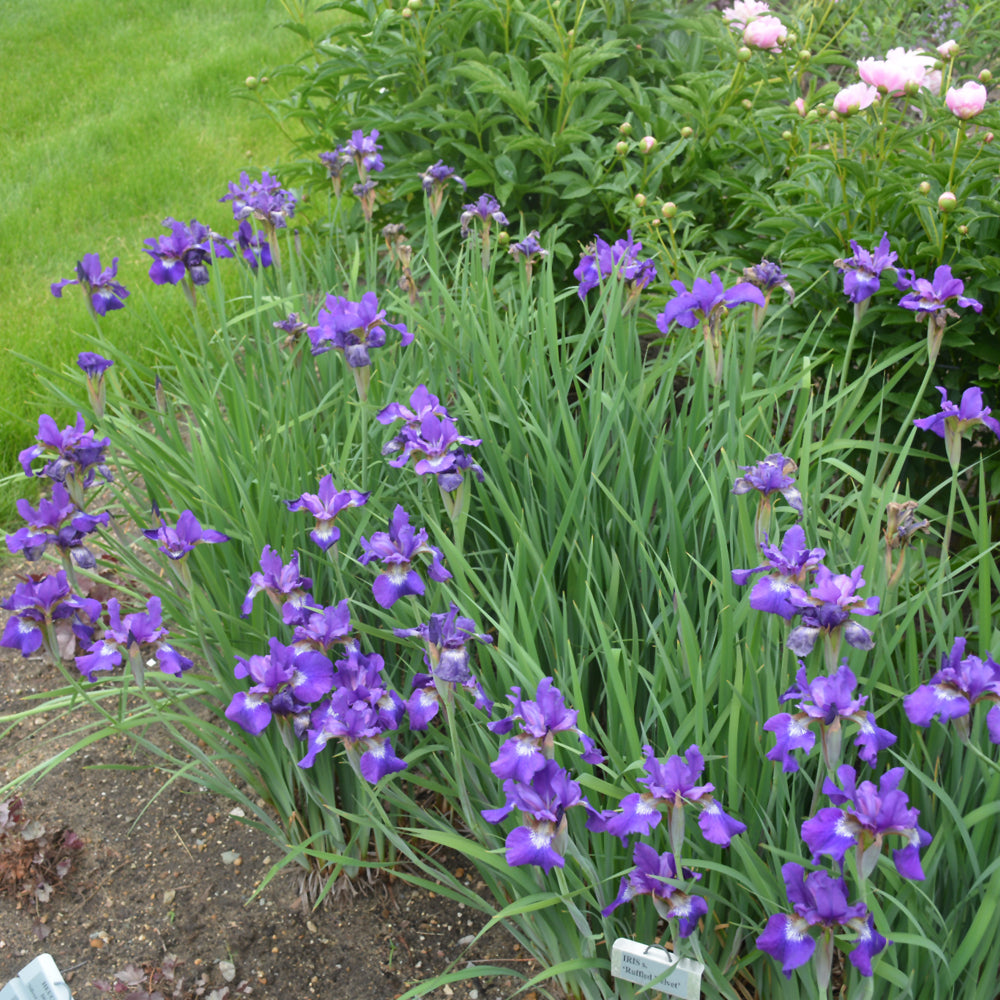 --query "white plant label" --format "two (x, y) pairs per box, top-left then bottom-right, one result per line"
(610, 937), (703, 999)
(0, 953), (73, 1000)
